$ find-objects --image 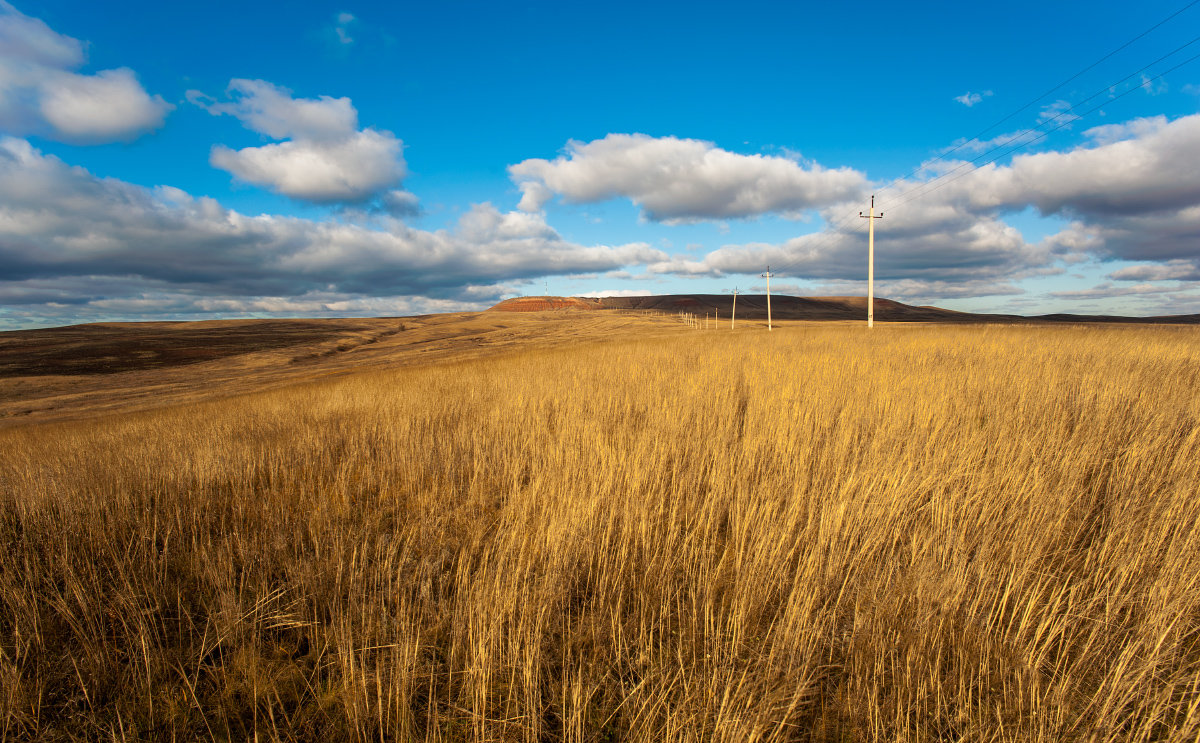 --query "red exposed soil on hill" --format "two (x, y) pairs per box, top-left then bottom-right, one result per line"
(490, 297), (603, 312)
